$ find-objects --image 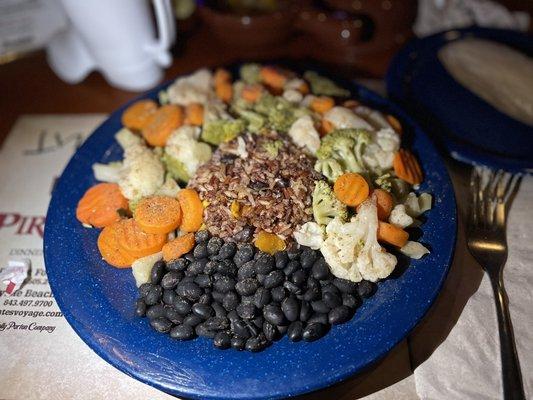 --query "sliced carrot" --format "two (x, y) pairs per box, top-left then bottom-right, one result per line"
(76, 183), (129, 228)
(184, 103), (204, 126)
(134, 196), (182, 234)
(216, 81), (233, 103)
(260, 66), (288, 90)
(115, 218), (167, 259)
(372, 189), (393, 220)
(254, 231), (286, 255)
(97, 223), (136, 268)
(319, 118), (334, 136)
(121, 100), (158, 131)
(297, 81), (309, 95)
(377, 221), (409, 247)
(310, 96), (335, 114)
(177, 188), (204, 232)
(386, 114), (403, 135)
(162, 233), (195, 262)
(214, 68), (231, 86)
(343, 99), (360, 109)
(393, 149), (423, 185)
(241, 84), (263, 103)
(142, 104), (183, 147)
(334, 173), (370, 207)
